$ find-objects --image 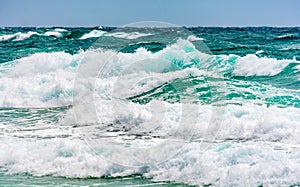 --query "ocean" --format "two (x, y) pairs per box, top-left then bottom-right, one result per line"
(0, 26), (299, 186)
